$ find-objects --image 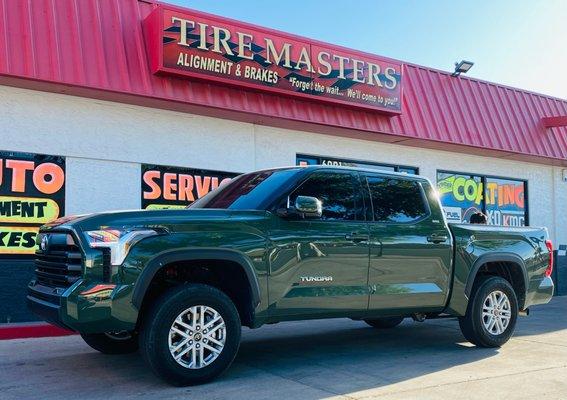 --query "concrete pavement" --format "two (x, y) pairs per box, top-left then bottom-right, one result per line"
(1, 297), (566, 400)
